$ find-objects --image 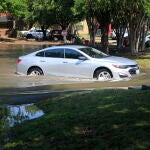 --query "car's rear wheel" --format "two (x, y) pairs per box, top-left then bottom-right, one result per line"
(145, 40), (150, 48)
(95, 69), (112, 81)
(26, 34), (33, 39)
(27, 67), (43, 76)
